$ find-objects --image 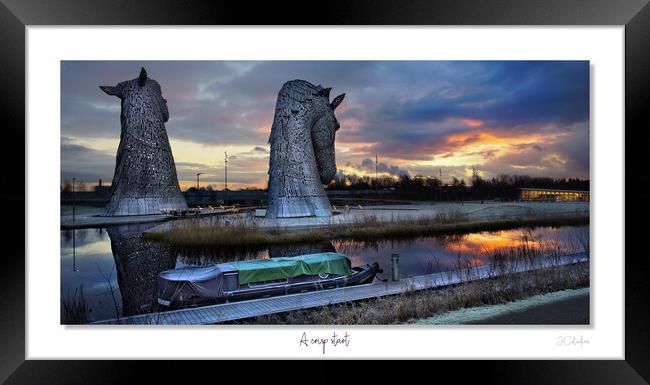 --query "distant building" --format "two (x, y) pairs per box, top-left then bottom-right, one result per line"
(94, 178), (111, 196)
(518, 188), (589, 202)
